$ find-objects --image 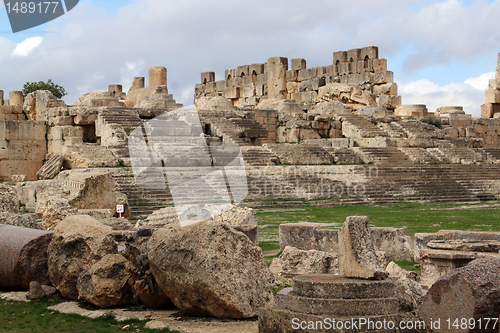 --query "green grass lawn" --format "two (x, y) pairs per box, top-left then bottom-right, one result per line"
(257, 200), (500, 255)
(0, 297), (179, 333)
